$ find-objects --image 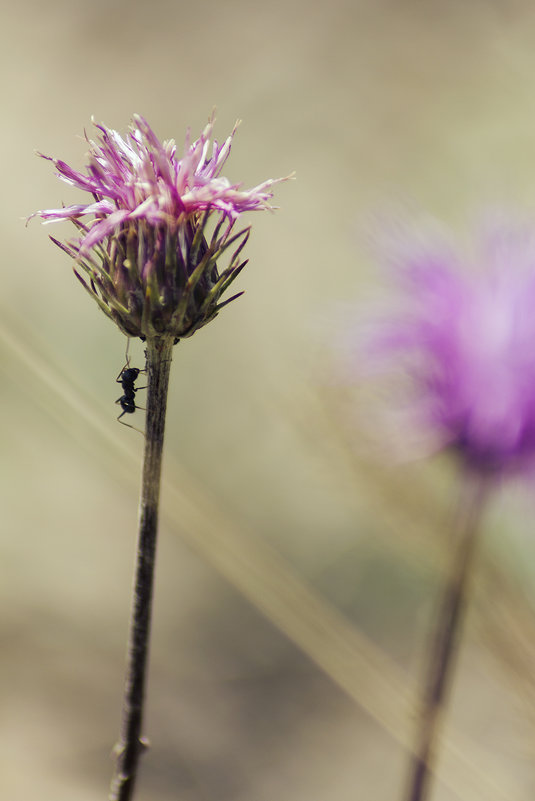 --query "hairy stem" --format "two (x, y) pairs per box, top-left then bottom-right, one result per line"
(403, 474), (491, 801)
(109, 336), (174, 801)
